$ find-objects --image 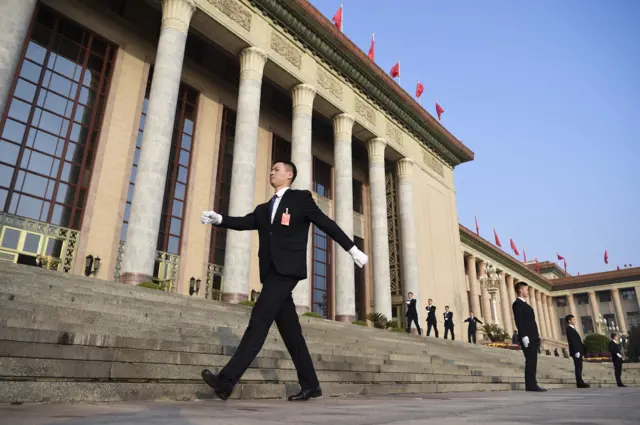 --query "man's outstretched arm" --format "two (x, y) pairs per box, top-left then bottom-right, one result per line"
(201, 210), (257, 231)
